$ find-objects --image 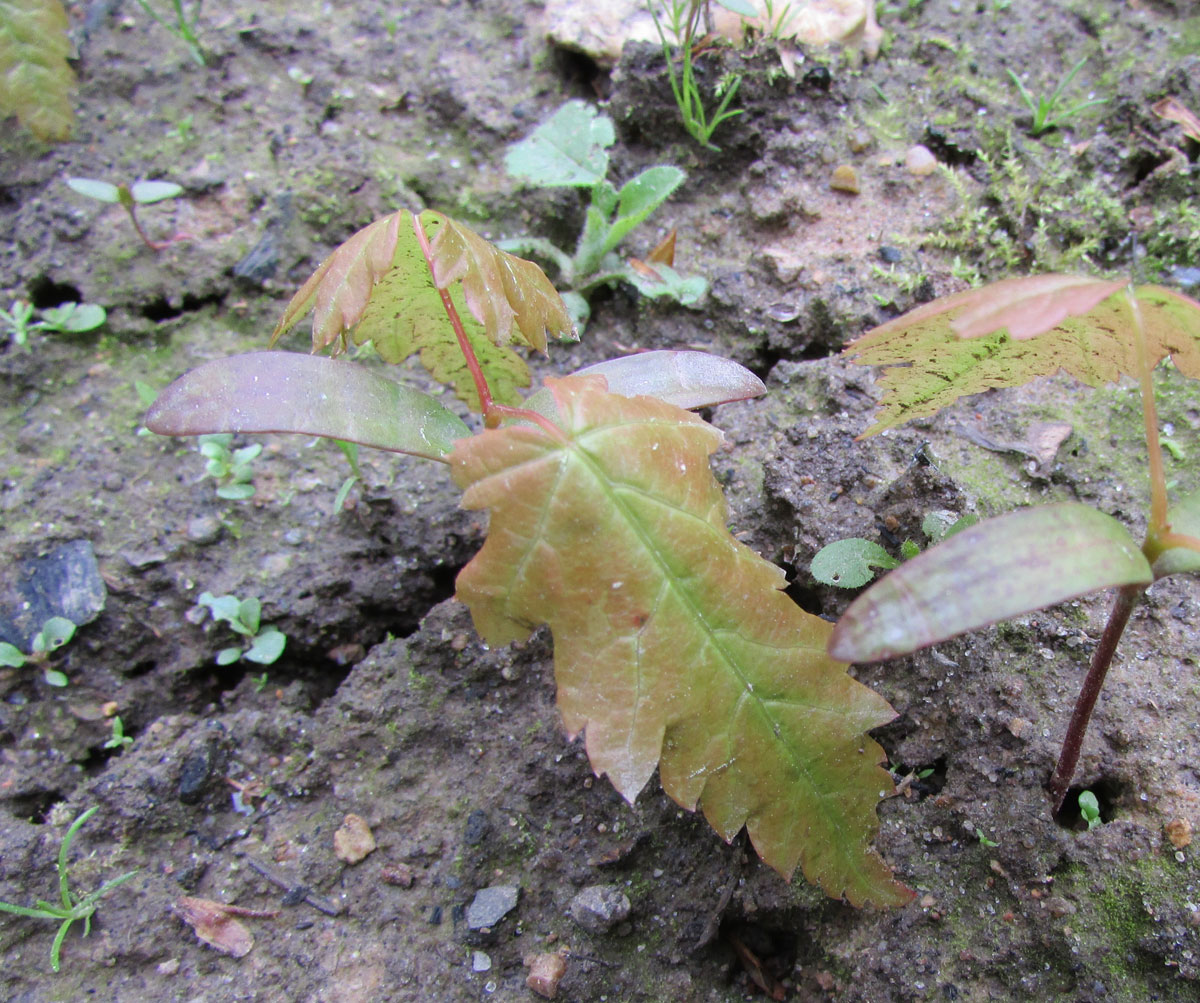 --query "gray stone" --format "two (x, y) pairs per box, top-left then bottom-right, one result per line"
(187, 515), (222, 545)
(466, 885), (519, 930)
(568, 884), (631, 934)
